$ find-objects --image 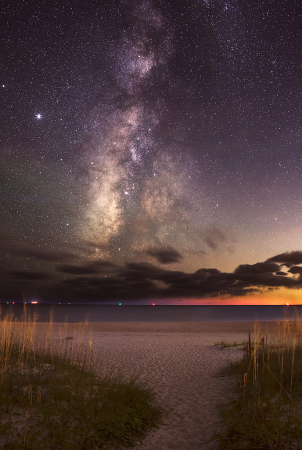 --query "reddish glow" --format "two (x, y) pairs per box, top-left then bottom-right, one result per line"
(144, 296), (299, 305)
(31, 301), (38, 304)
(152, 303), (155, 305)
(12, 302), (14, 305)
(286, 303), (290, 306)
